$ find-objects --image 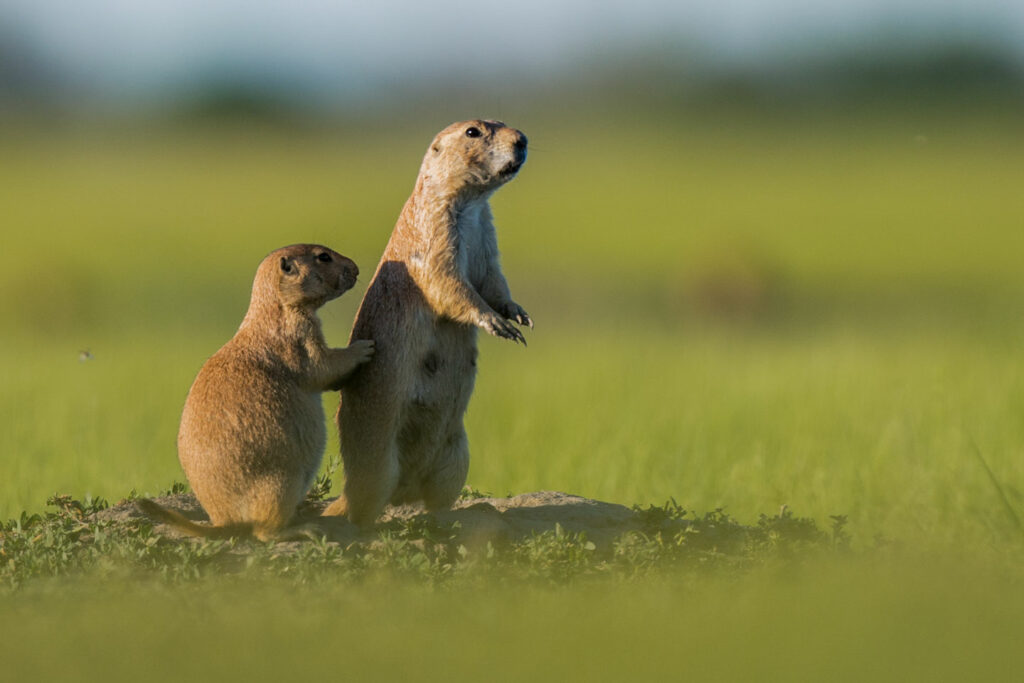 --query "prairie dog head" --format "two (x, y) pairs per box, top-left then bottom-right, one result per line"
(421, 119), (528, 196)
(254, 243), (359, 310)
